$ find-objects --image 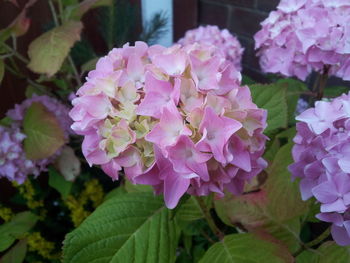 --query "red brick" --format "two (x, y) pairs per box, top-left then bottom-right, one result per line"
(229, 8), (266, 37)
(238, 36), (261, 70)
(256, 0), (279, 12)
(212, 0), (256, 8)
(173, 0), (198, 41)
(198, 1), (229, 29)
